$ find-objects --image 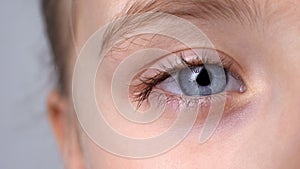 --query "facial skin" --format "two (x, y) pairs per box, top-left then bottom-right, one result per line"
(48, 0), (300, 168)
